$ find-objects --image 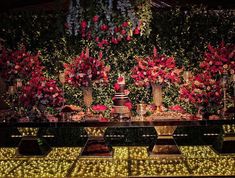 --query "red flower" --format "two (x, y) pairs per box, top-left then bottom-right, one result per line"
(169, 105), (185, 113)
(81, 20), (87, 29)
(114, 27), (120, 33)
(100, 24), (108, 31)
(121, 30), (126, 35)
(122, 22), (128, 27)
(134, 28), (140, 35)
(111, 37), (118, 44)
(92, 105), (108, 111)
(93, 15), (99, 23)
(124, 102), (132, 110)
(126, 36), (131, 41)
(114, 83), (120, 91)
